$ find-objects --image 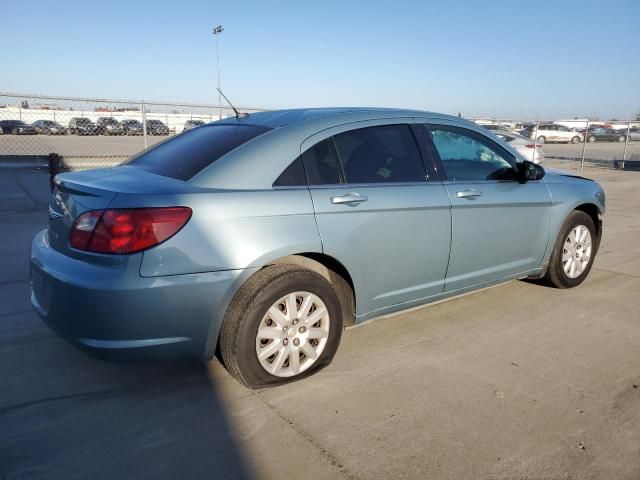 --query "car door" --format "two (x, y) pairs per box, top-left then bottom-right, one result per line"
(421, 123), (551, 293)
(301, 121), (452, 316)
